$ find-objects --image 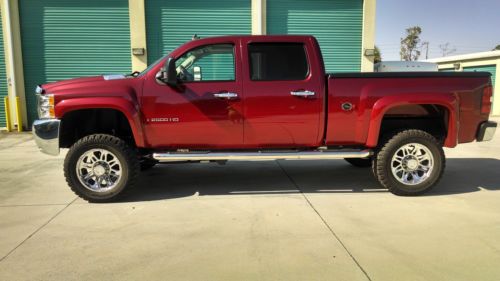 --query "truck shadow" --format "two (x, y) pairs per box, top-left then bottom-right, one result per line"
(123, 158), (500, 202)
